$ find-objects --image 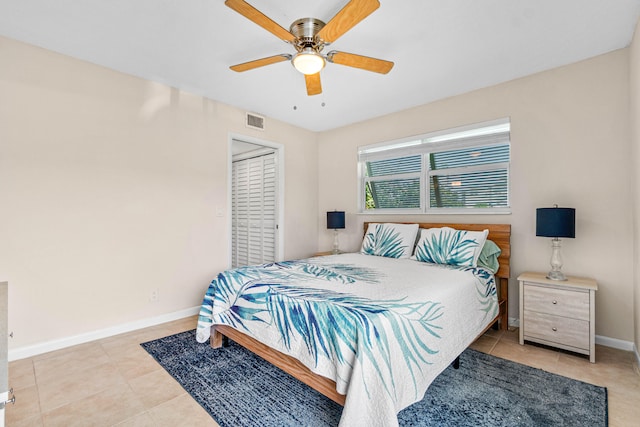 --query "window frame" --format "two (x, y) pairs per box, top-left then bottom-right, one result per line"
(358, 118), (511, 215)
